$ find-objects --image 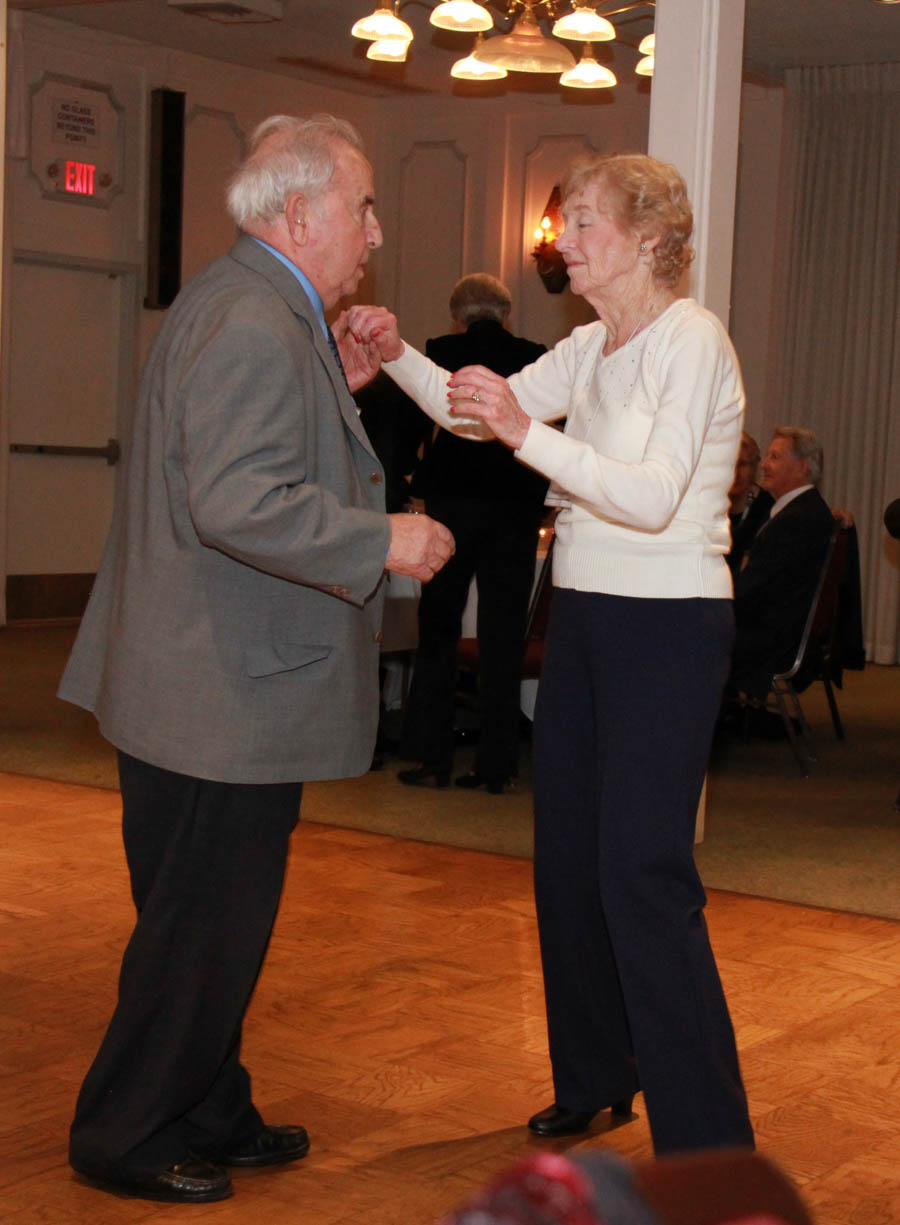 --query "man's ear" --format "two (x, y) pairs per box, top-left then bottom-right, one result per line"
(286, 192), (309, 245)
